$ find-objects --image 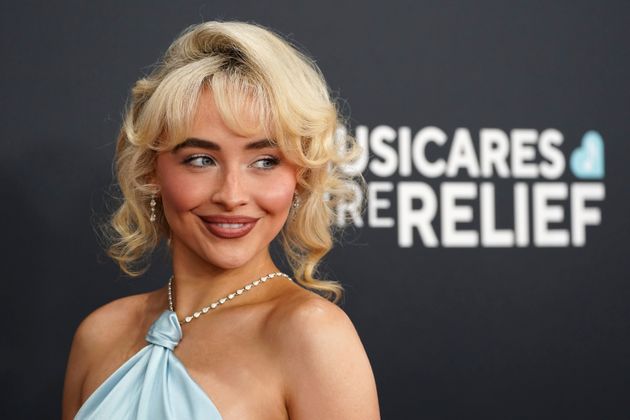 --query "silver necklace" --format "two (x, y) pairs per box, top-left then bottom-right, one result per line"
(168, 272), (291, 324)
